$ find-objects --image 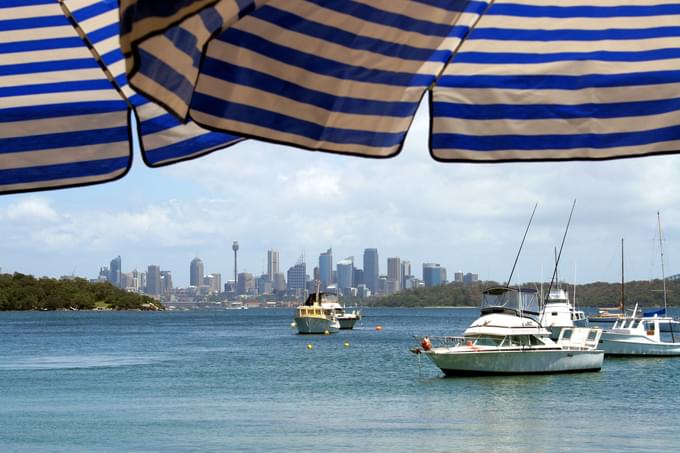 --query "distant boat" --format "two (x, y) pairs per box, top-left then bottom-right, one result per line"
(292, 281), (340, 334)
(600, 213), (680, 356)
(416, 287), (604, 376)
(316, 291), (361, 329)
